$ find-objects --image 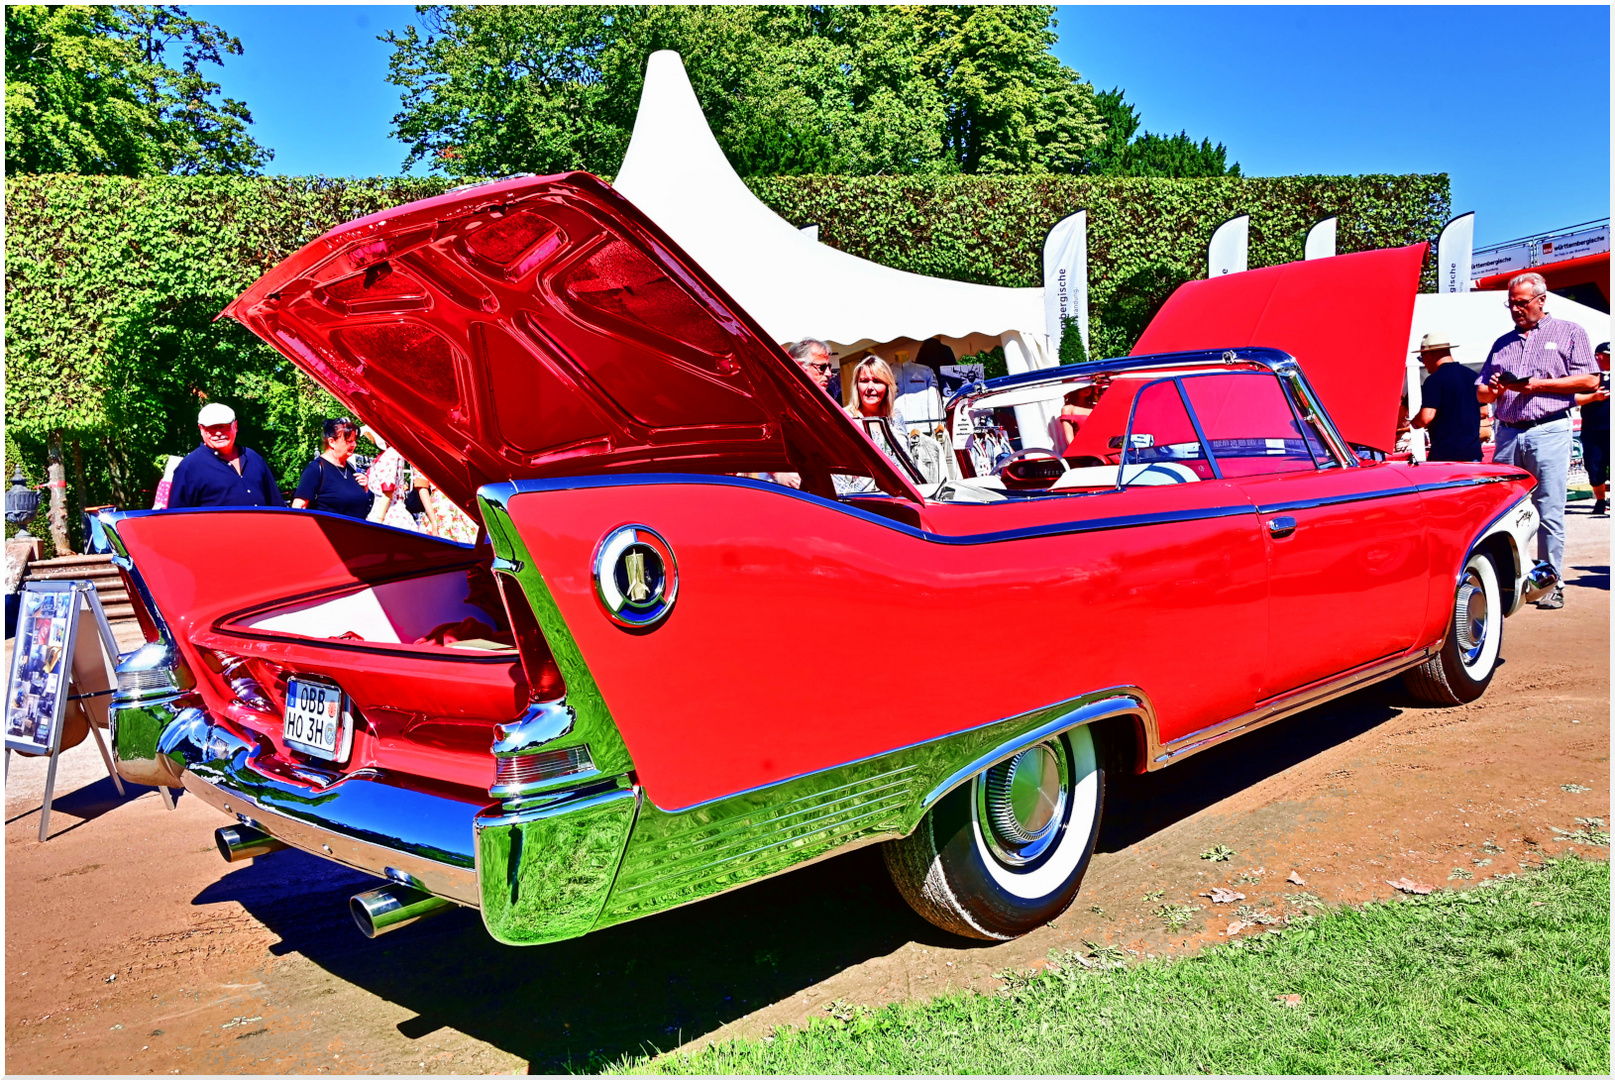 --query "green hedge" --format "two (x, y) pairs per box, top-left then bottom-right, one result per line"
(4, 175), (454, 530)
(4, 171), (1447, 524)
(749, 174), (1450, 358)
